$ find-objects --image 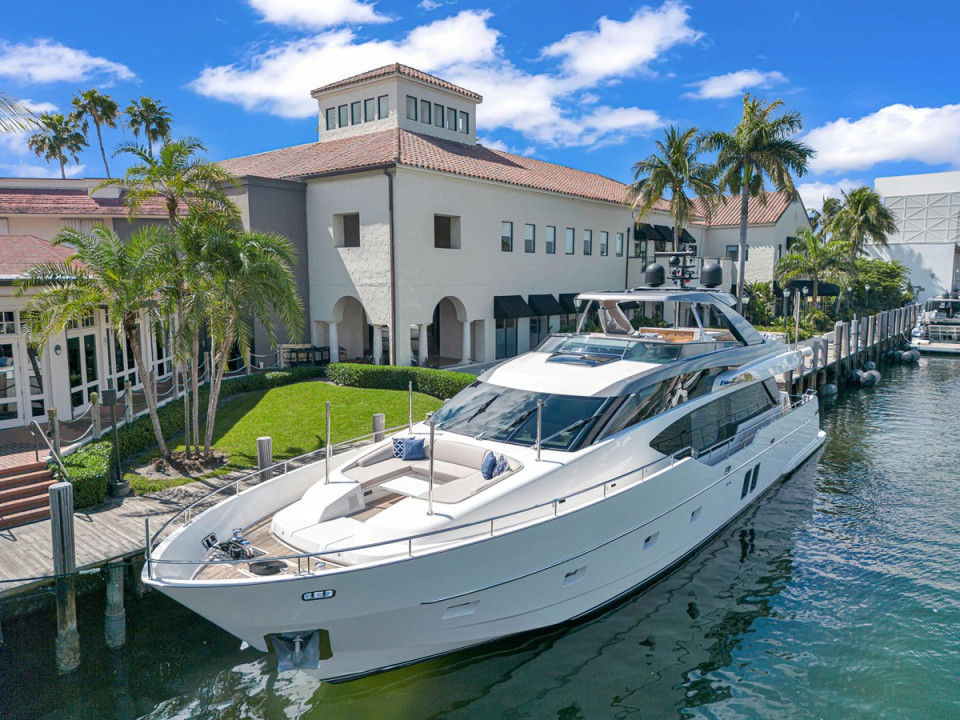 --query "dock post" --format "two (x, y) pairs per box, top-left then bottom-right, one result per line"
(785, 369), (794, 395)
(104, 563), (126, 650)
(124, 389), (134, 423)
(127, 557), (146, 598)
(373, 413), (385, 442)
(257, 437), (273, 483)
(48, 407), (61, 459)
(833, 322), (843, 382)
(820, 337), (829, 387)
(50, 482), (79, 673)
(91, 391), (101, 440)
